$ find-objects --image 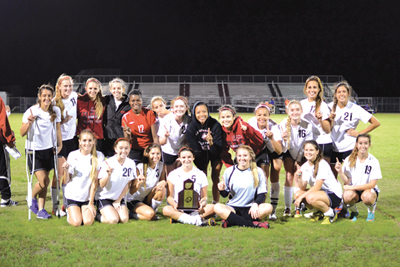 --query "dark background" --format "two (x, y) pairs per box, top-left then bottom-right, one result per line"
(1, 1), (399, 97)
